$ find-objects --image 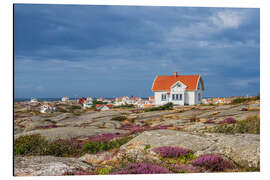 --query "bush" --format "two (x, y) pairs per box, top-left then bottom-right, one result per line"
(111, 163), (170, 174)
(113, 104), (134, 108)
(168, 163), (201, 173)
(220, 117), (237, 124)
(152, 146), (191, 158)
(111, 116), (127, 121)
(92, 100), (107, 107)
(14, 134), (83, 157)
(97, 166), (113, 175)
(231, 96), (260, 104)
(45, 139), (82, 157)
(144, 103), (173, 112)
(82, 136), (131, 154)
(71, 105), (81, 110)
(15, 133), (133, 157)
(14, 134), (48, 155)
(191, 154), (231, 171)
(213, 115), (259, 134)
